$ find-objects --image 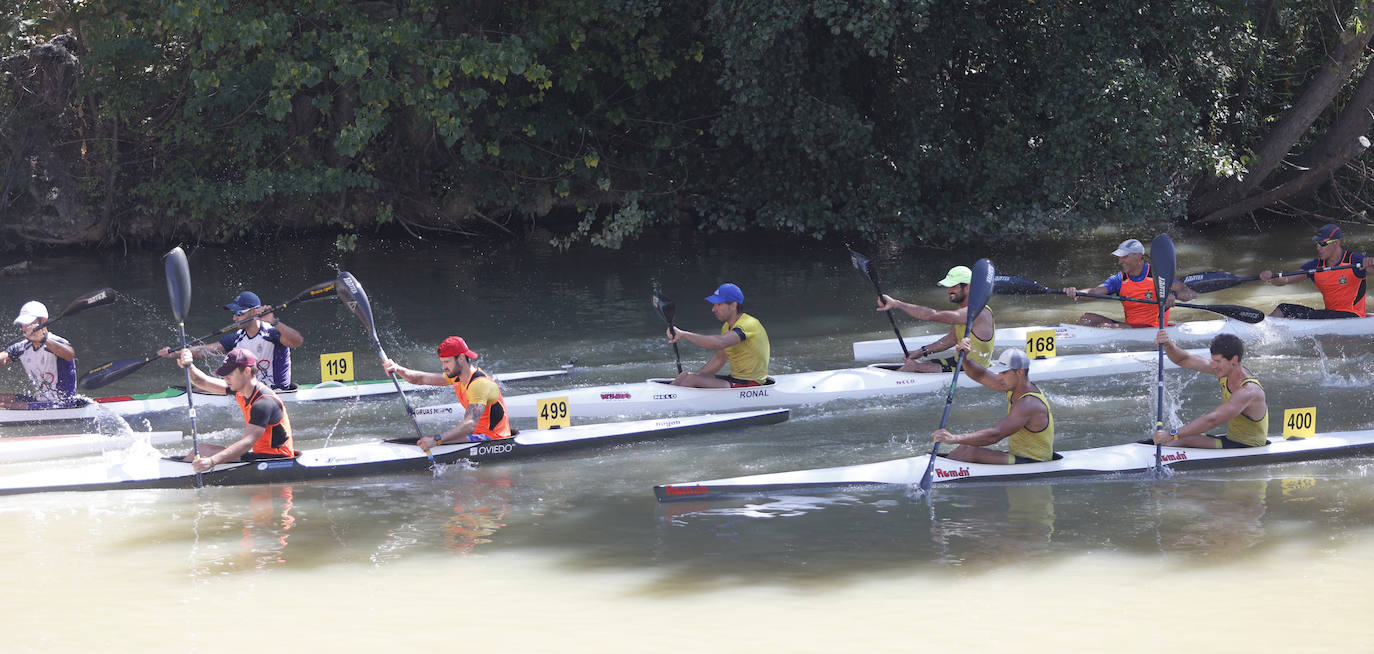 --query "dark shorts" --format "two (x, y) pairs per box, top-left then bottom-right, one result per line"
(715, 375), (765, 388)
(933, 357), (959, 373)
(1275, 303), (1360, 320)
(1208, 434), (1266, 449)
(241, 452), (294, 461)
